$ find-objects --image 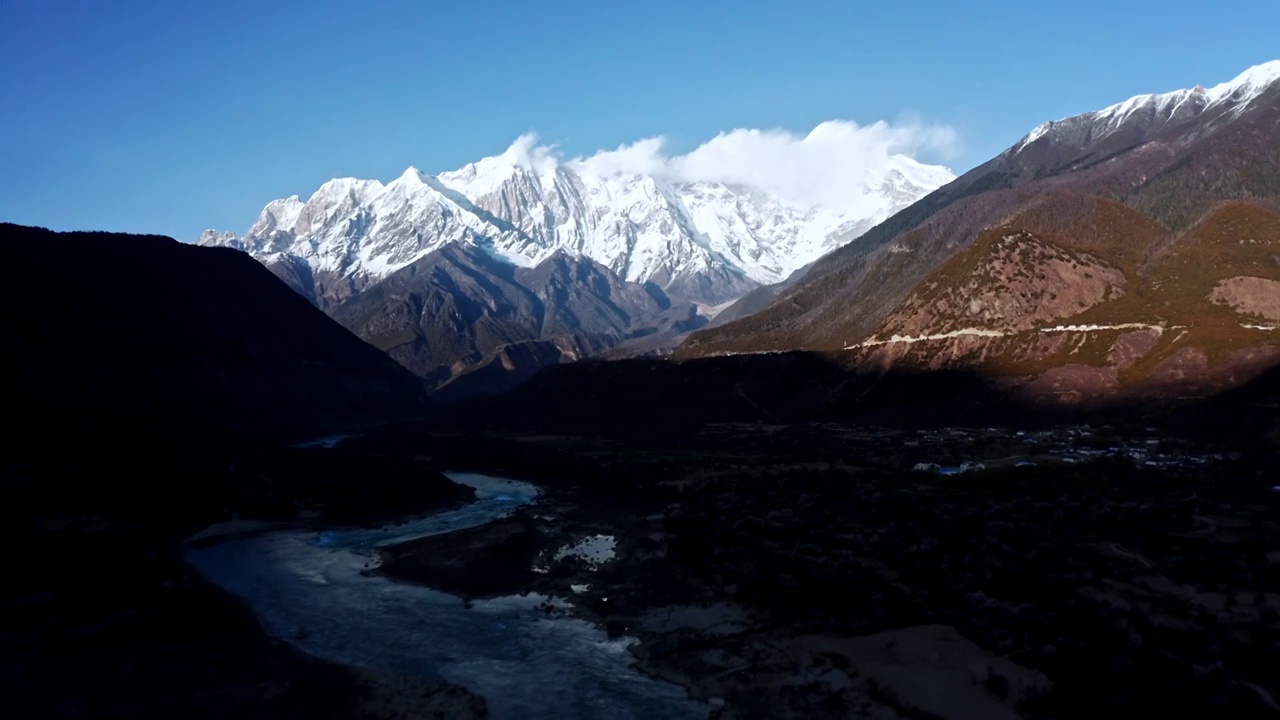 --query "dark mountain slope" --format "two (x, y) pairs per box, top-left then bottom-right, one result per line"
(0, 223), (429, 438)
(265, 252), (319, 305)
(447, 350), (1092, 437)
(331, 244), (704, 391)
(0, 223), (487, 718)
(429, 334), (617, 403)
